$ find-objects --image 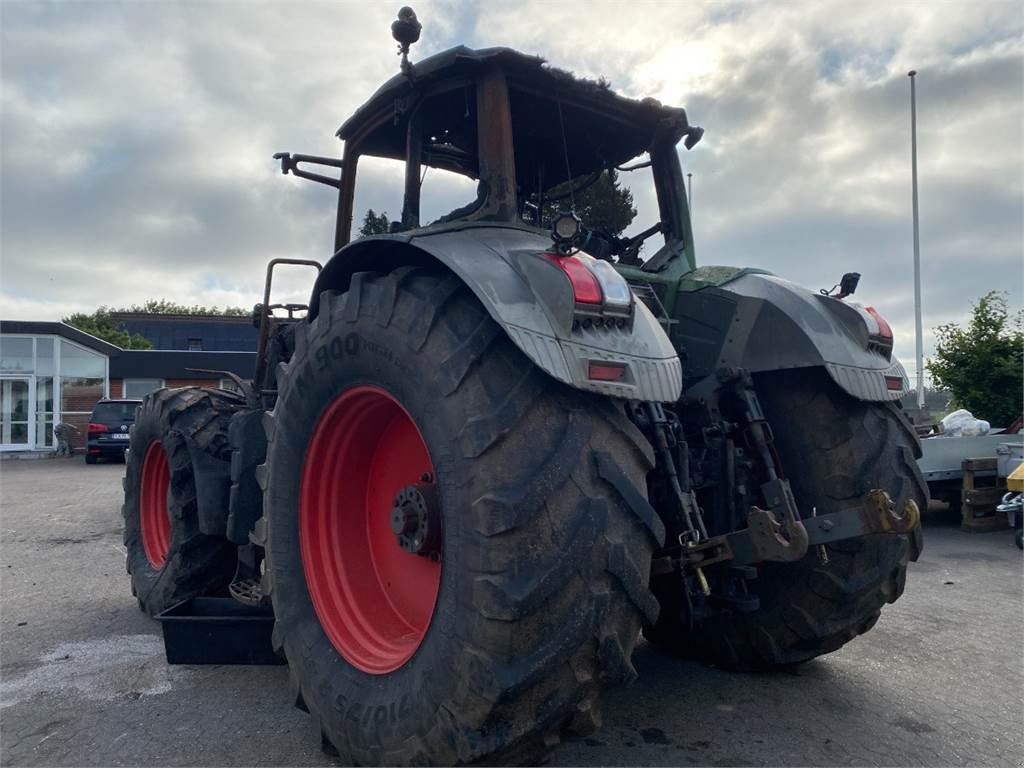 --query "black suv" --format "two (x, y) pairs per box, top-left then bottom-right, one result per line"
(86, 399), (142, 464)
